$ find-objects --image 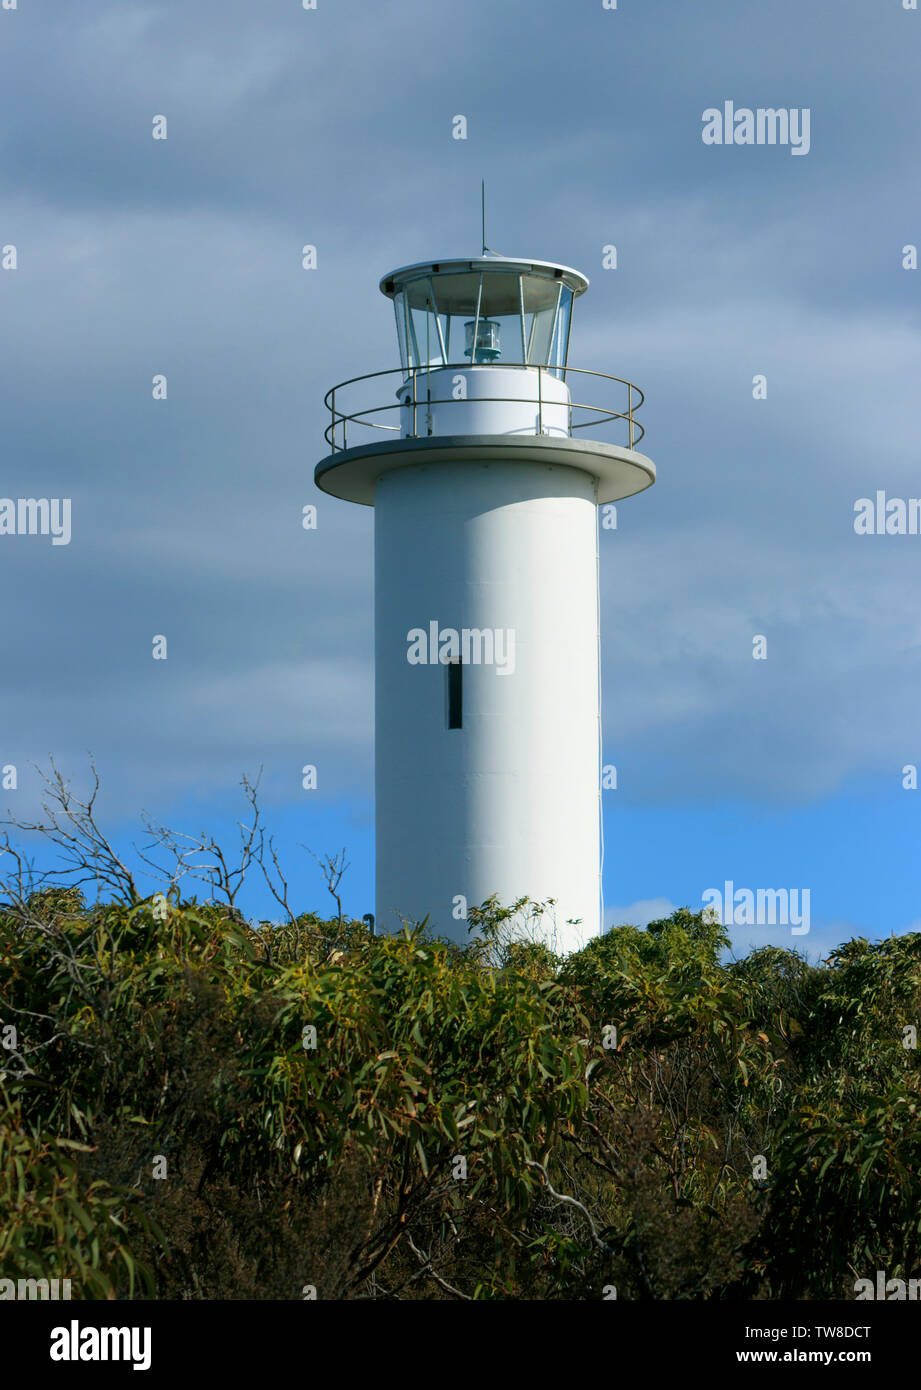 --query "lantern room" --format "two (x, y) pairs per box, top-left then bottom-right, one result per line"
(380, 256), (587, 377)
